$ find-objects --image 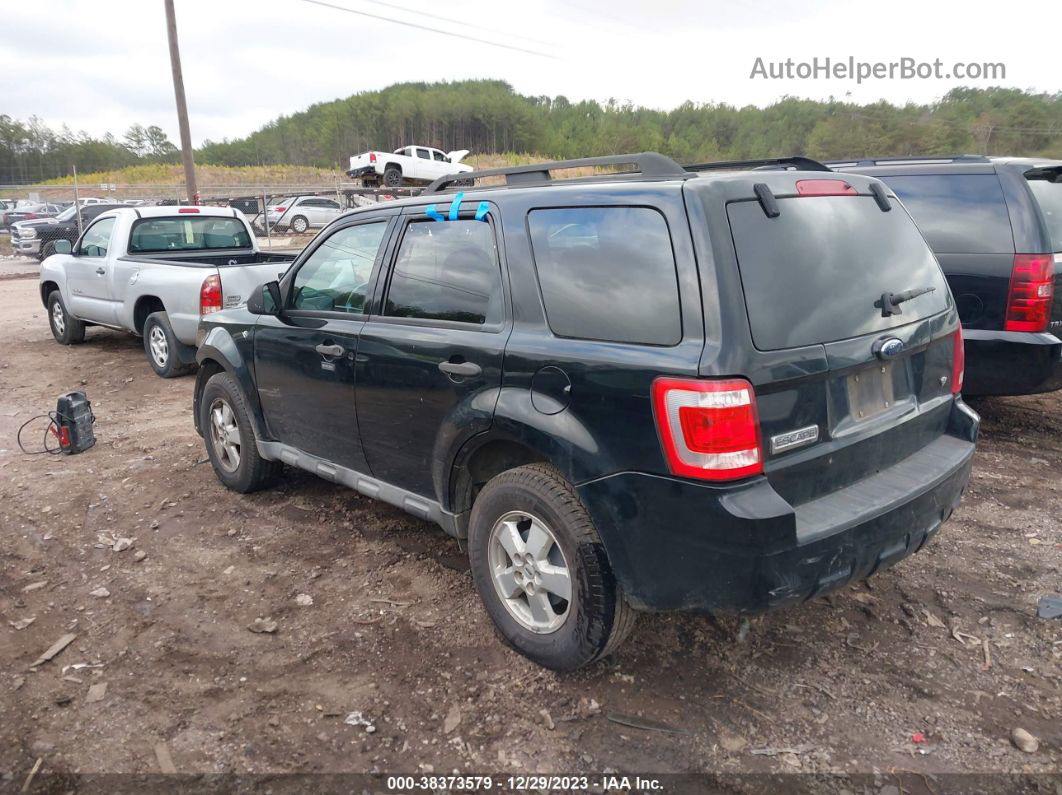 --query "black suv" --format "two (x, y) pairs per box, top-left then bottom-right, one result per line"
(829, 156), (1062, 396)
(193, 153), (979, 670)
